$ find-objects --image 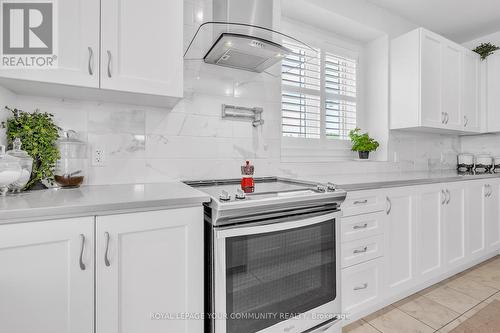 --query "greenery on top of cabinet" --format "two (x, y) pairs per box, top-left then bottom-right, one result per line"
(473, 42), (500, 60)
